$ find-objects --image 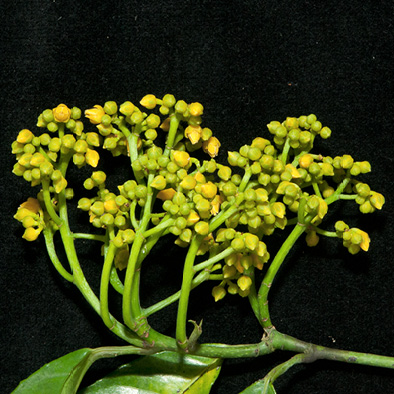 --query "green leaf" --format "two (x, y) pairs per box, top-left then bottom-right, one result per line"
(78, 351), (222, 394)
(12, 348), (94, 394)
(239, 378), (277, 394)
